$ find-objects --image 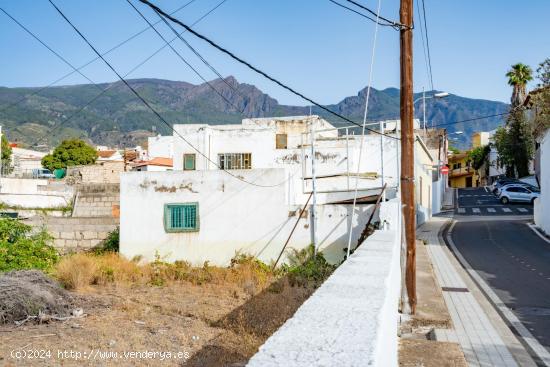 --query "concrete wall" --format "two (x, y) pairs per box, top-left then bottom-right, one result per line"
(72, 184), (120, 218)
(66, 161), (124, 184)
(248, 199), (401, 367)
(23, 216), (118, 253)
(415, 138), (434, 225)
(0, 178), (73, 208)
(535, 130), (550, 235)
(120, 169), (376, 266)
